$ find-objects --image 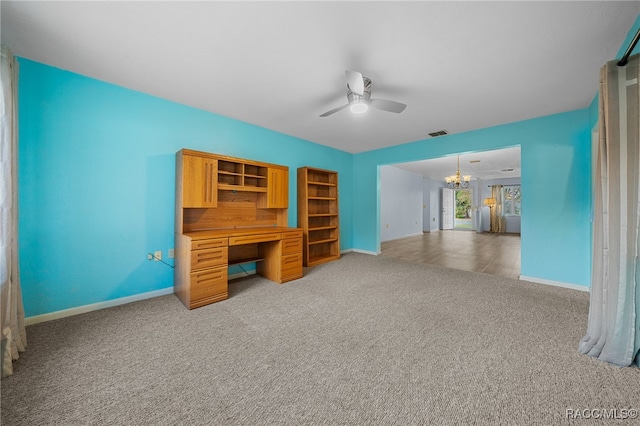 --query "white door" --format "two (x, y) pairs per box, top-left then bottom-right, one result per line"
(442, 188), (454, 230)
